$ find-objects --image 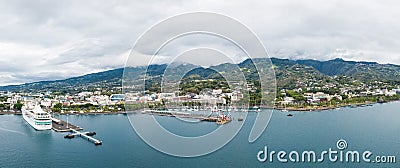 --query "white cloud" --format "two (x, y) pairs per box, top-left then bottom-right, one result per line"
(1, 0), (400, 85)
